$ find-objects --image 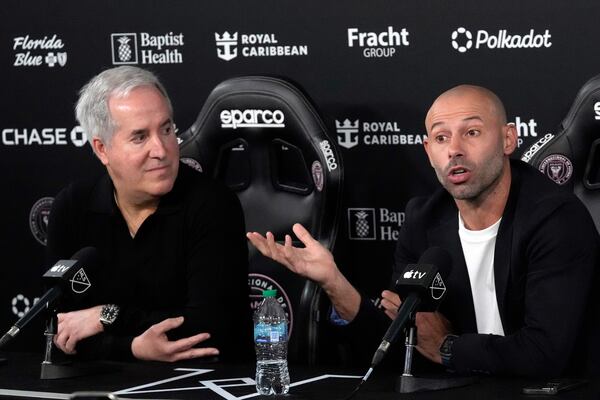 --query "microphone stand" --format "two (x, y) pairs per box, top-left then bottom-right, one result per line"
(395, 314), (478, 393)
(40, 311), (106, 379)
